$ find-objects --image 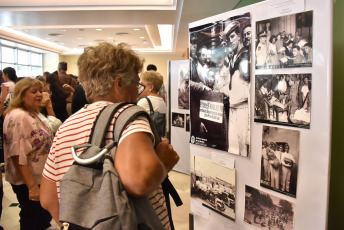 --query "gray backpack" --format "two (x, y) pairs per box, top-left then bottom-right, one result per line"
(59, 103), (164, 230)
